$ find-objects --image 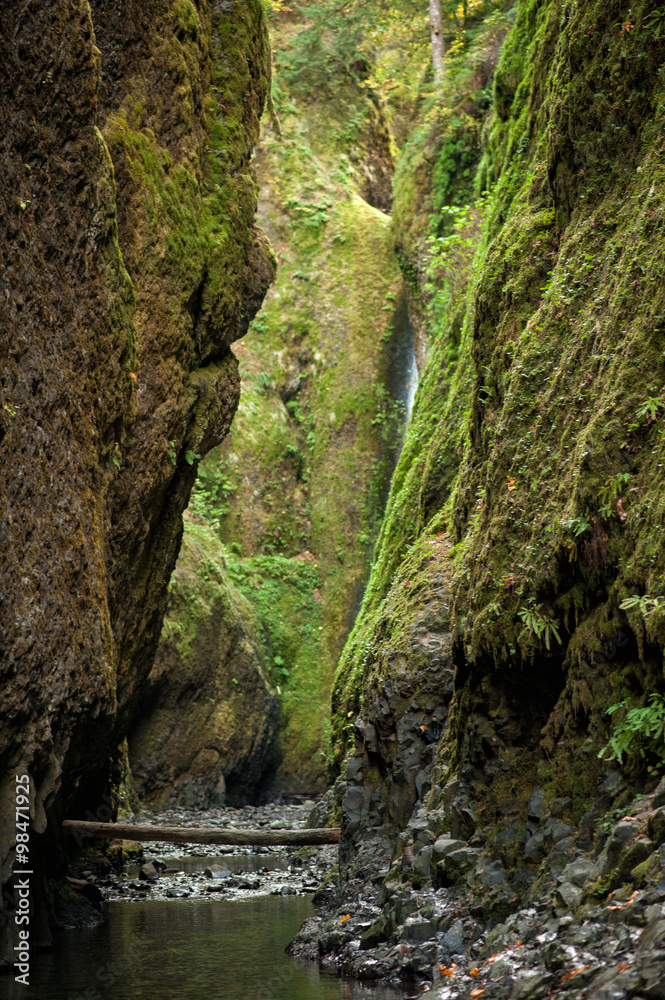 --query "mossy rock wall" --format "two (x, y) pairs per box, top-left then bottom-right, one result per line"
(177, 19), (410, 792)
(128, 515), (280, 807)
(332, 0), (665, 874)
(0, 0), (273, 960)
